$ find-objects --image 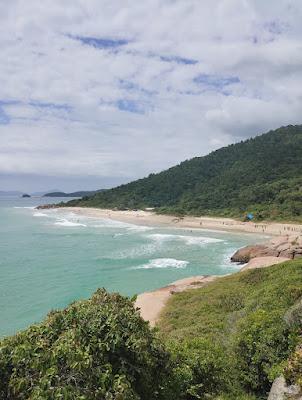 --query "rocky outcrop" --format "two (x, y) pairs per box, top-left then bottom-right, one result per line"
(231, 244), (275, 263)
(231, 235), (302, 263)
(36, 204), (60, 210)
(268, 376), (301, 399)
